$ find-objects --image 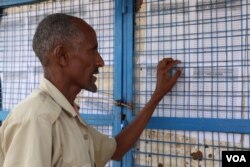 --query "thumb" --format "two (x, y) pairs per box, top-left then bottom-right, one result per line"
(170, 68), (182, 83)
